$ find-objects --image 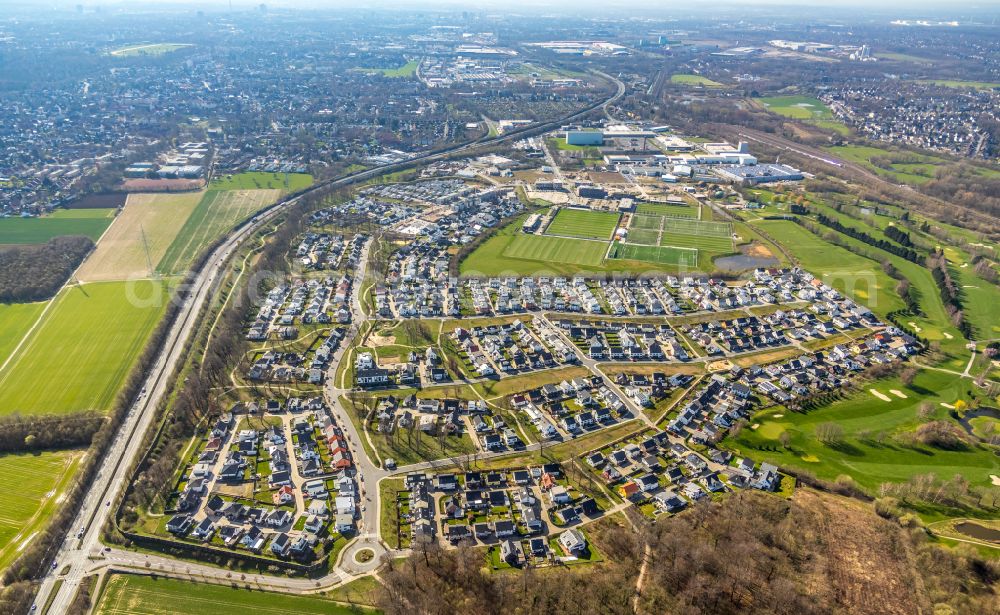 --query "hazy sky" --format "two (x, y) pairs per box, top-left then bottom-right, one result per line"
(24, 0), (1000, 8)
